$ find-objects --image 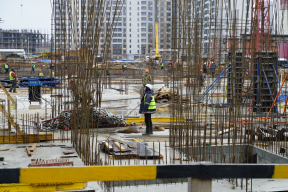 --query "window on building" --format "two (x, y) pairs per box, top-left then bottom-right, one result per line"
(141, 17), (146, 21)
(141, 1), (146, 5)
(141, 39), (146, 43)
(141, 23), (146, 26)
(167, 2), (171, 5)
(141, 28), (146, 32)
(141, 6), (146, 10)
